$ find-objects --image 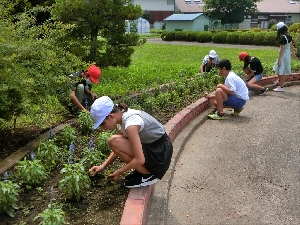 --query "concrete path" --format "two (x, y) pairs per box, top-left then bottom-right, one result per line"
(146, 83), (300, 225)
